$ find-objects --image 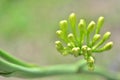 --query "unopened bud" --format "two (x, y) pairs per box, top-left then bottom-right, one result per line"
(99, 42), (113, 52)
(96, 16), (104, 34)
(56, 30), (63, 38)
(72, 47), (80, 57)
(92, 32), (111, 50)
(87, 48), (92, 56)
(67, 43), (74, 48)
(82, 45), (87, 51)
(59, 20), (68, 31)
(88, 56), (94, 63)
(92, 34), (101, 45)
(103, 32), (111, 42)
(59, 20), (68, 42)
(87, 21), (95, 33)
(78, 19), (86, 32)
(69, 13), (76, 28)
(103, 42), (113, 50)
(68, 33), (75, 42)
(59, 20), (68, 37)
(87, 56), (95, 71)
(88, 64), (94, 71)
(55, 41), (64, 53)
